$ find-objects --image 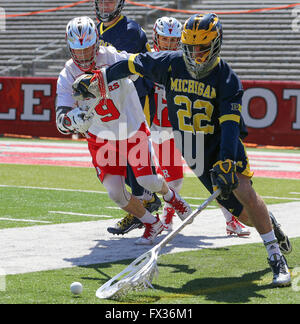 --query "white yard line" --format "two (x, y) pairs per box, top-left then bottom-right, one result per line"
(48, 211), (113, 218)
(0, 218), (51, 224)
(0, 202), (299, 275)
(0, 184), (106, 194)
(1, 184), (299, 202)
